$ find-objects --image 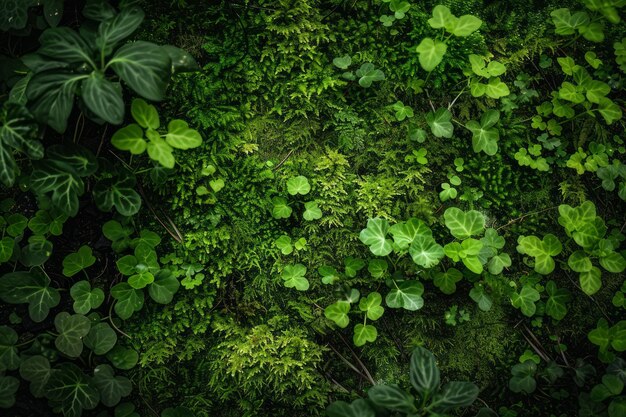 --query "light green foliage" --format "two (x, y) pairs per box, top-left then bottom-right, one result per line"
(426, 108), (453, 138)
(510, 284), (541, 317)
(359, 218), (393, 256)
(281, 263), (309, 291)
(444, 207), (485, 240)
(287, 175), (311, 195)
(386, 280), (424, 310)
(466, 110), (500, 155)
(416, 38), (447, 72)
(516, 234), (563, 275)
